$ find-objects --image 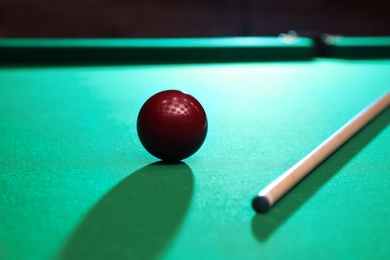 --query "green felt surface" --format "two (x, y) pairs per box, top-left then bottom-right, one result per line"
(1, 56), (390, 260)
